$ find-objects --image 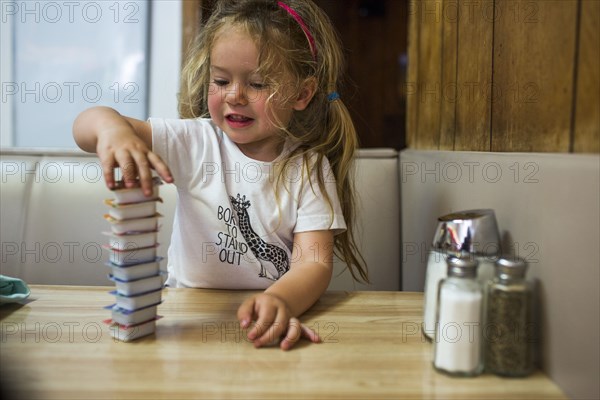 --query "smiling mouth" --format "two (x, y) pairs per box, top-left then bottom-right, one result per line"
(226, 114), (254, 123)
